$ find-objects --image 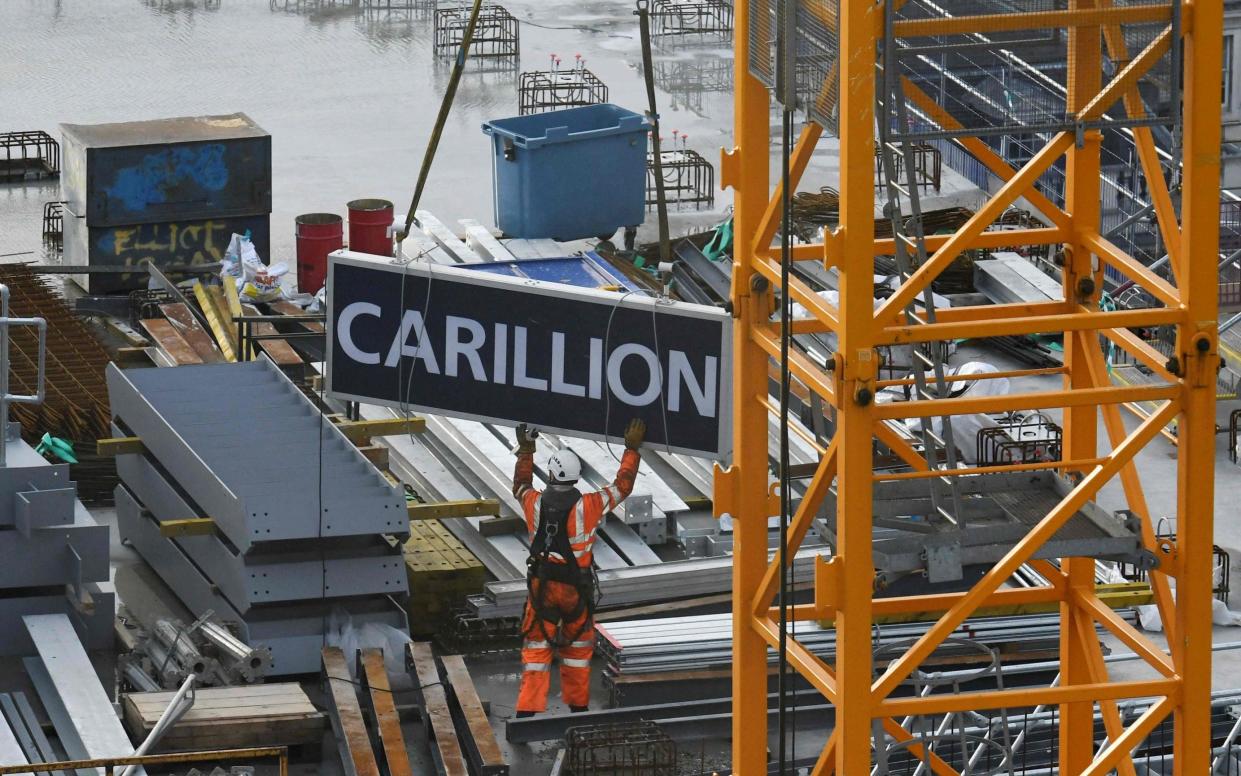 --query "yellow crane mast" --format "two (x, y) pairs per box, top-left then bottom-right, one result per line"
(718, 0), (1222, 773)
